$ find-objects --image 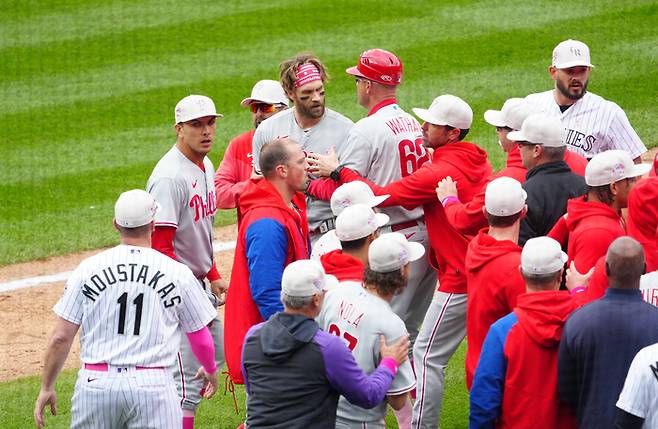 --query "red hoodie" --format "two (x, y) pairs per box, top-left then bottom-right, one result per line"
(339, 141), (492, 293)
(627, 177), (658, 272)
(561, 196), (625, 273)
(497, 291), (578, 429)
(465, 231), (525, 389)
(224, 178), (309, 384)
(444, 146), (587, 236)
(320, 249), (365, 282)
